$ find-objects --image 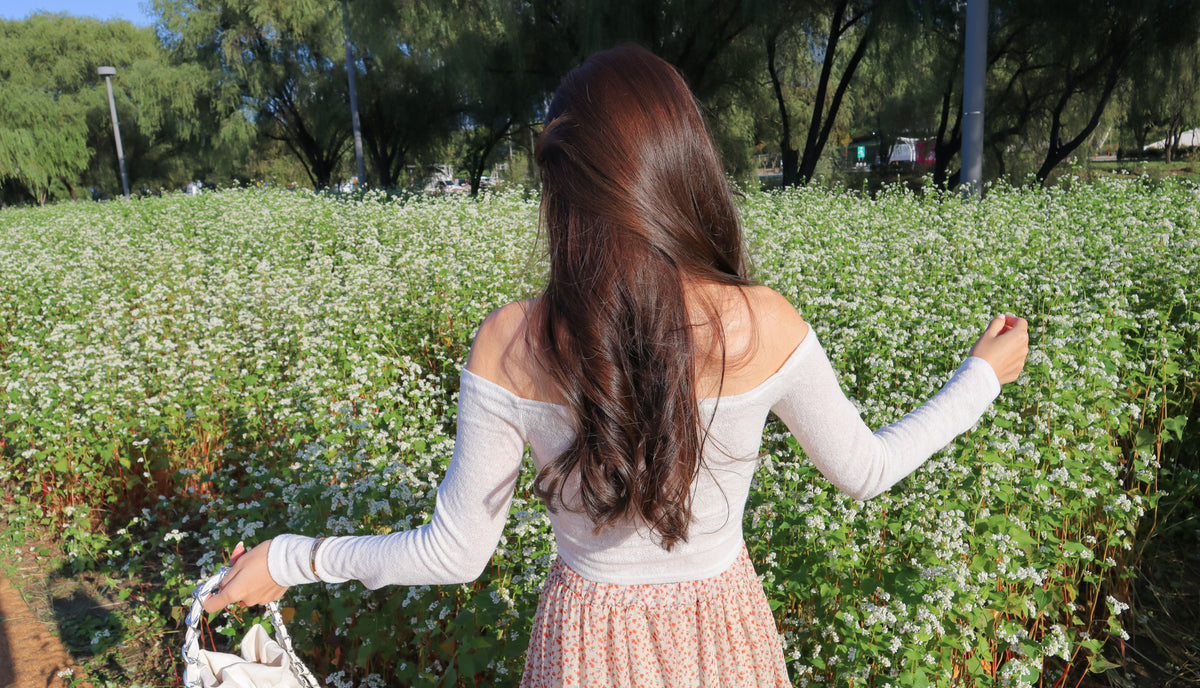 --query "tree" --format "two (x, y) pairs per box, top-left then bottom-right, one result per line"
(511, 0), (769, 100)
(846, 0), (1200, 188)
(355, 45), (457, 188)
(0, 78), (89, 205)
(155, 0), (356, 188)
(495, 0), (775, 186)
(764, 0), (899, 186)
(979, 0), (1200, 184)
(763, 19), (809, 187)
(0, 14), (207, 205)
(1024, 1), (1159, 182)
(346, 0), (516, 190)
(1124, 31), (1200, 162)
